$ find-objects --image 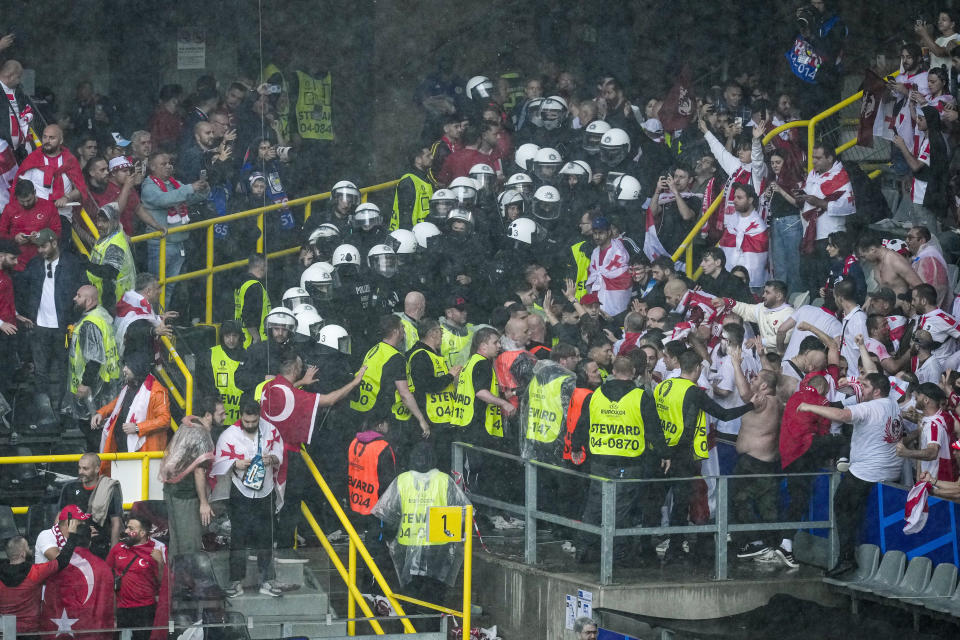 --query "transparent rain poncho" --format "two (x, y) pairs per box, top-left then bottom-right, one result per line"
(158, 420), (214, 484)
(519, 360), (575, 463)
(62, 318), (121, 419)
(371, 469), (470, 586)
